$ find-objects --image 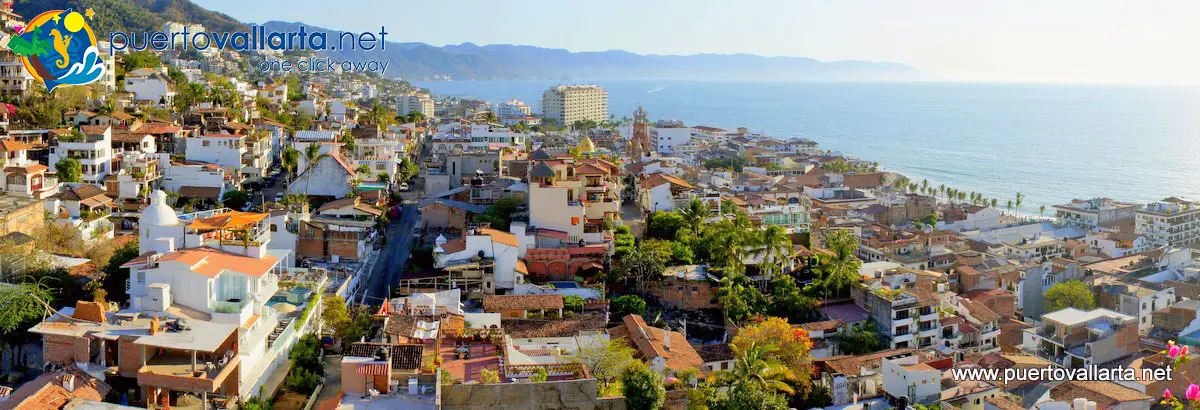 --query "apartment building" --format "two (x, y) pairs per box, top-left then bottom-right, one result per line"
(1021, 307), (1138, 369)
(0, 138), (57, 199)
(1053, 198), (1140, 231)
(528, 157), (623, 245)
(398, 92), (435, 119)
(49, 125), (114, 184)
(852, 281), (940, 349)
(496, 99), (533, 119)
(1135, 198), (1200, 246)
(30, 191), (317, 405)
(541, 85), (608, 125)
